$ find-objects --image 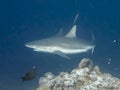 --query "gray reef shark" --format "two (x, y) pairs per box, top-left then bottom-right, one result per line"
(25, 25), (95, 59)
